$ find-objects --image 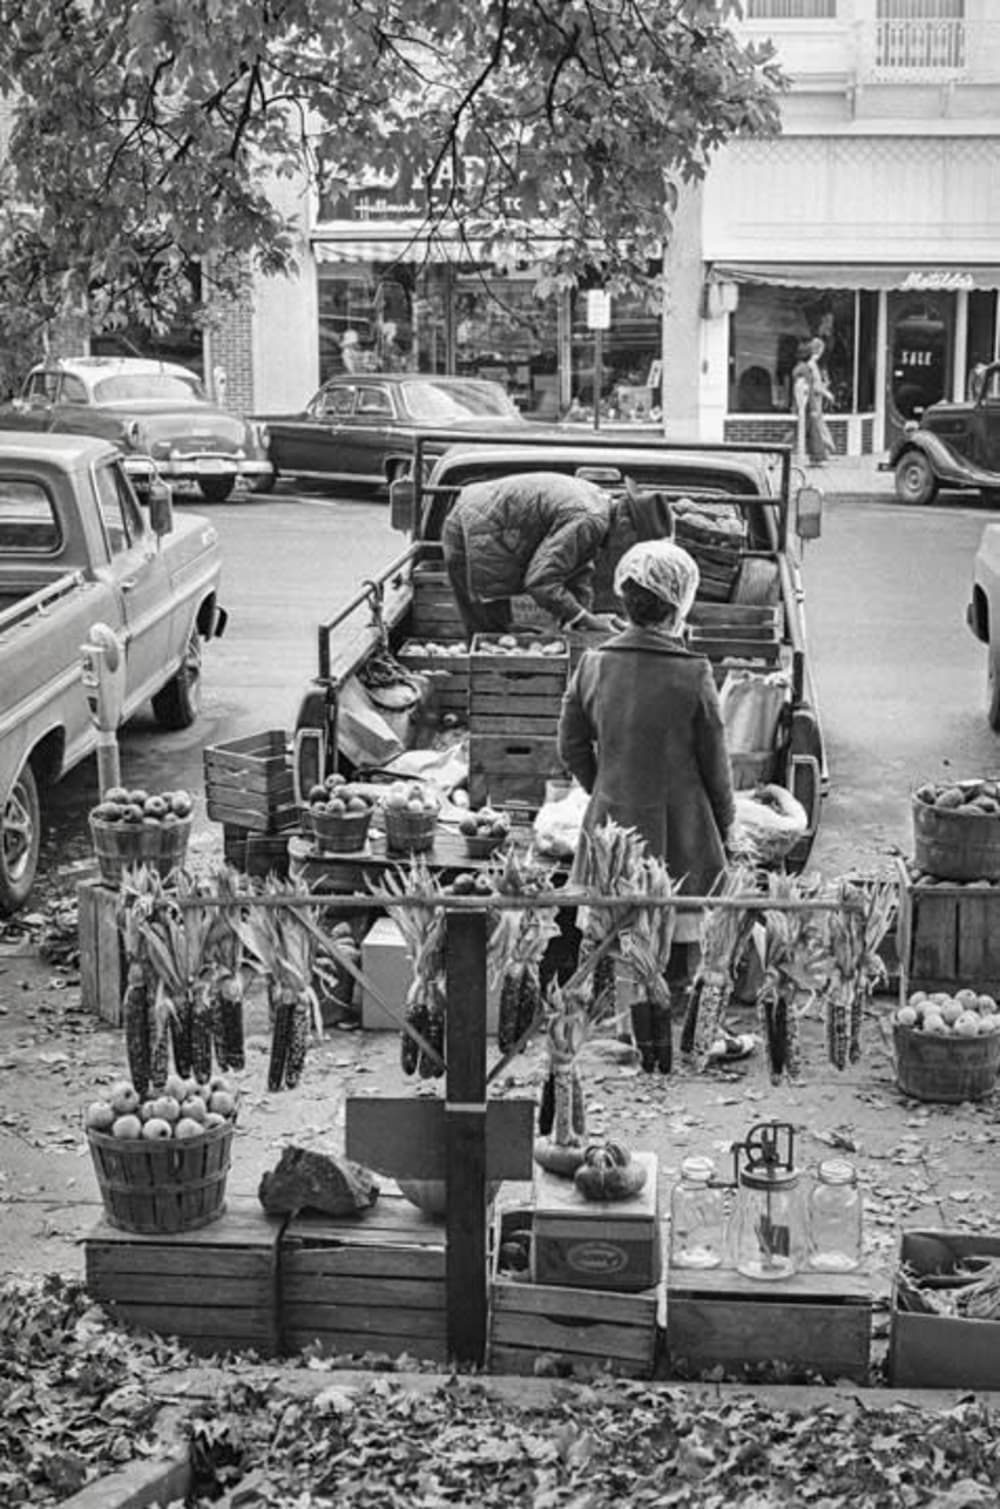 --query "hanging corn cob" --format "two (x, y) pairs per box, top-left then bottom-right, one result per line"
(757, 872), (829, 1085)
(533, 978), (593, 1177)
(135, 872), (216, 1085)
(687, 863), (758, 1071)
(488, 848), (559, 1057)
(204, 866), (249, 1072)
(575, 820), (646, 1021)
(371, 860), (447, 1079)
(824, 877), (895, 1070)
(117, 866), (169, 1096)
(617, 853), (681, 1074)
(237, 878), (325, 1092)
